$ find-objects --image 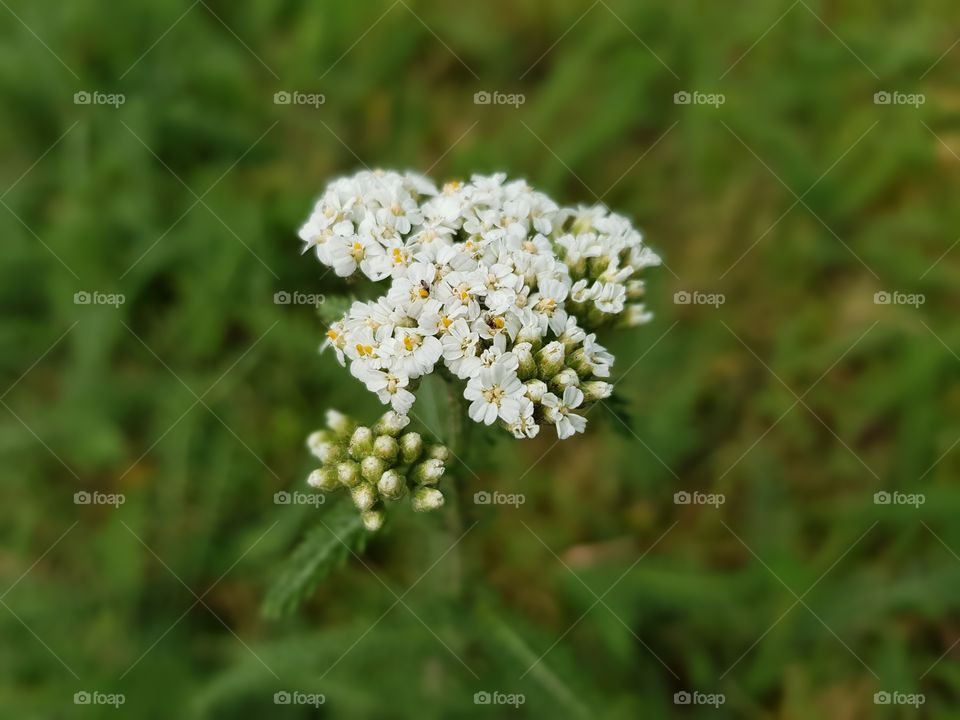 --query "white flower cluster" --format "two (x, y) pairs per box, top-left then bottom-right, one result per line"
(299, 170), (660, 440)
